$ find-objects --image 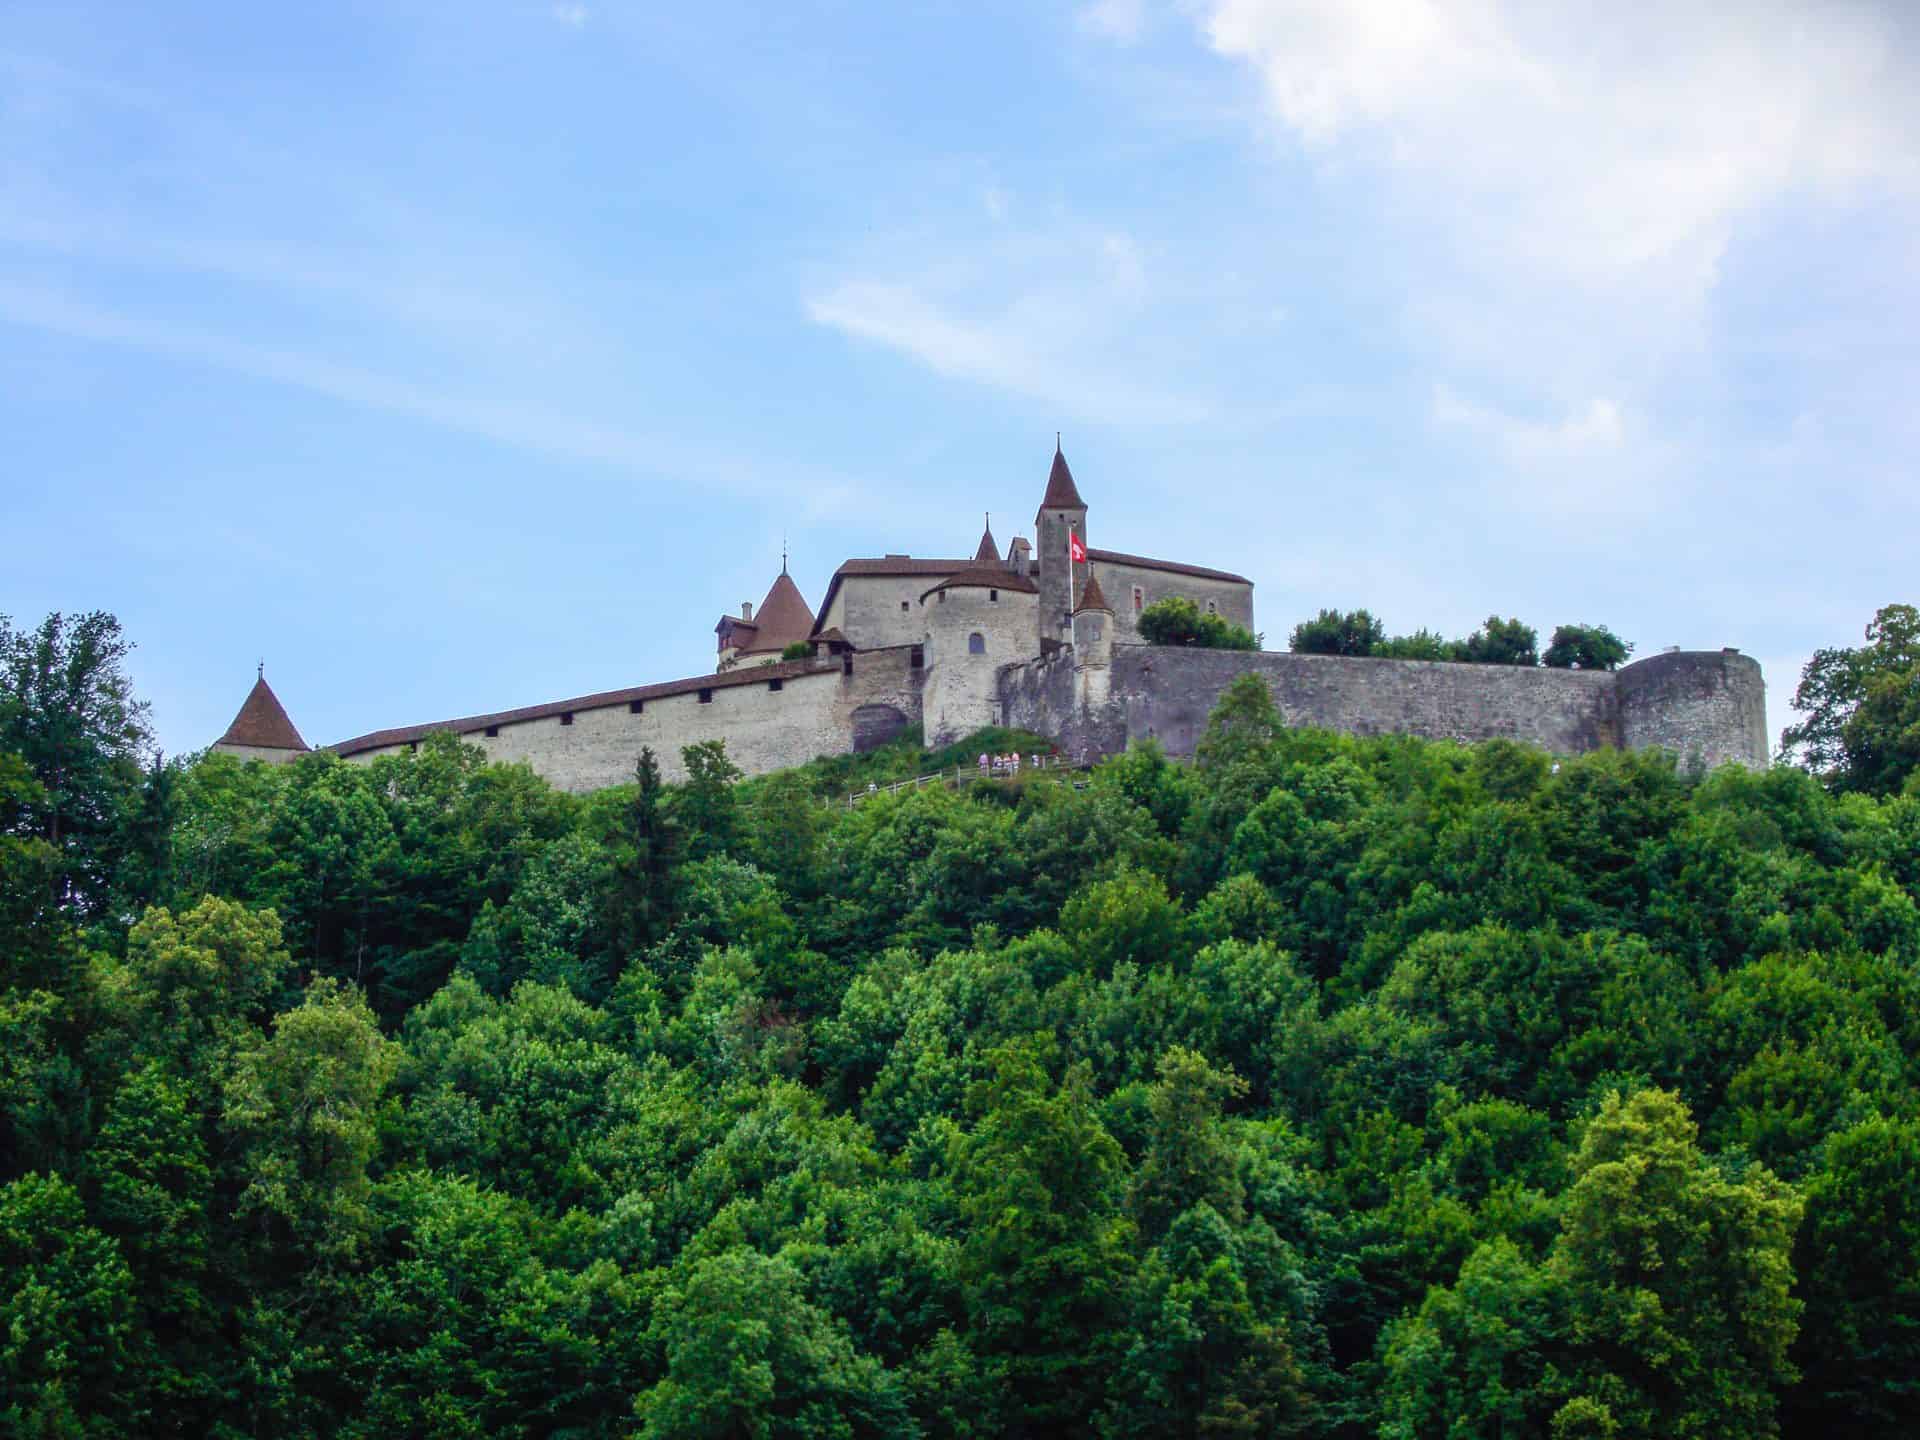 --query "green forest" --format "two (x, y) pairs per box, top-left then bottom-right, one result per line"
(4, 607), (1920, 1439)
